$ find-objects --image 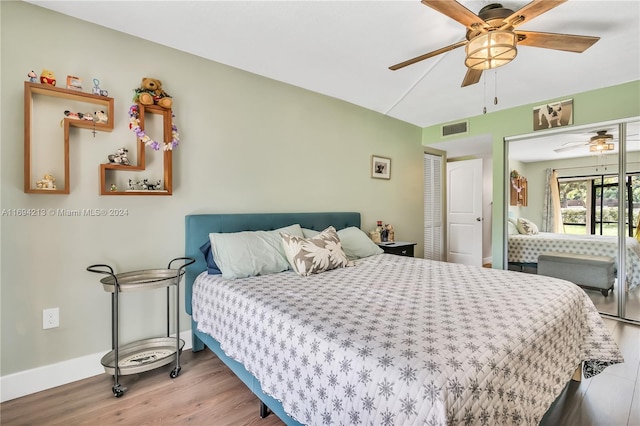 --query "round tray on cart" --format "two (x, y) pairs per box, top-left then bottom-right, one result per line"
(101, 337), (185, 375)
(99, 268), (185, 293)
